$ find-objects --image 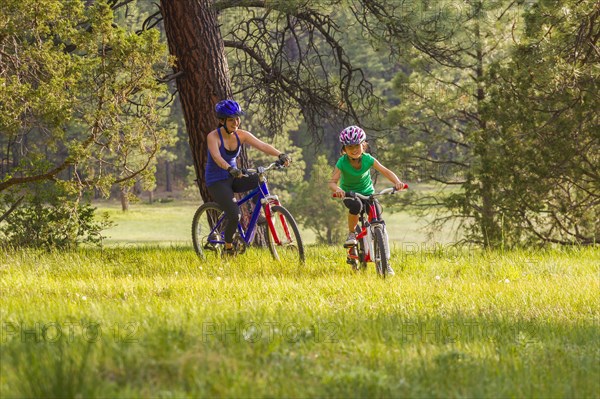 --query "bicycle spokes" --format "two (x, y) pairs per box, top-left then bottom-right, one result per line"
(269, 213), (292, 244)
(203, 232), (221, 251)
(267, 205), (305, 264)
(192, 203), (226, 258)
